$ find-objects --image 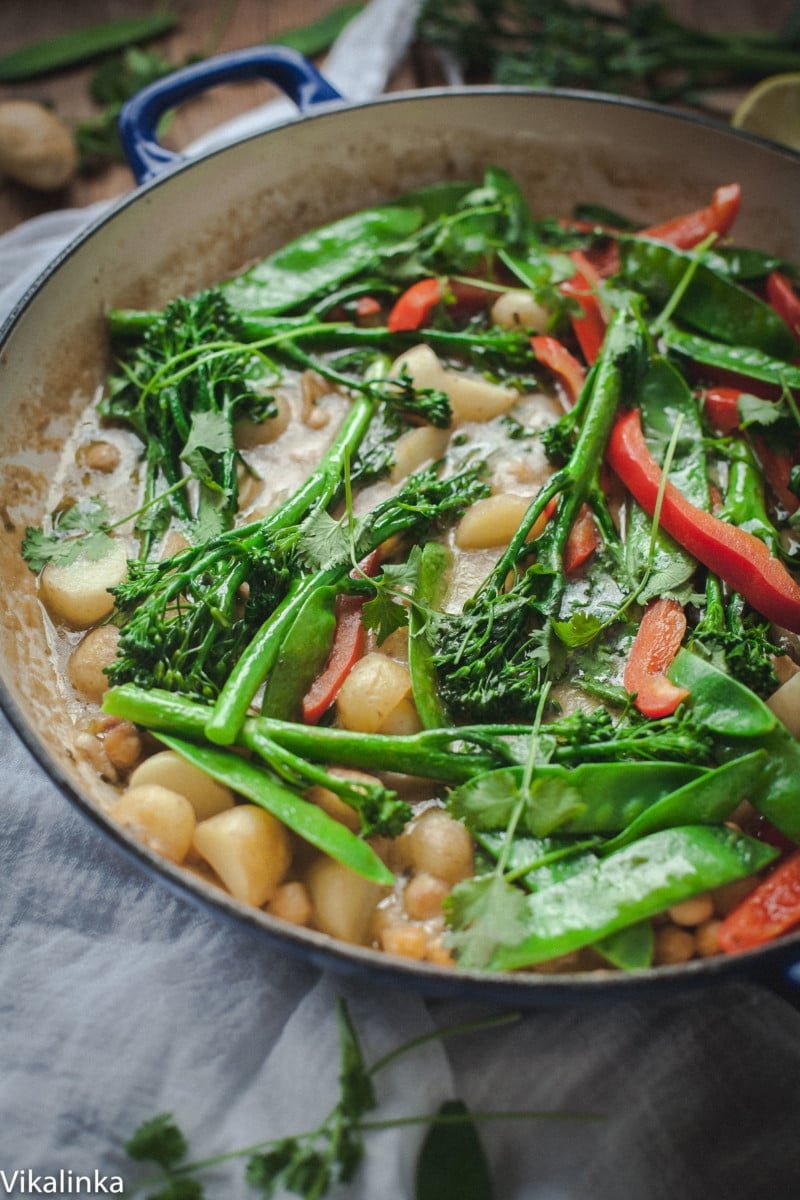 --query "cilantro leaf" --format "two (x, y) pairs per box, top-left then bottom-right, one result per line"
(527, 777), (585, 837)
(362, 589), (408, 643)
(125, 1112), (187, 1169)
(145, 1180), (205, 1200)
(445, 874), (529, 969)
(296, 509), (352, 572)
(22, 497), (115, 572)
(737, 392), (785, 429)
(551, 610), (603, 647)
(180, 410), (233, 485)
